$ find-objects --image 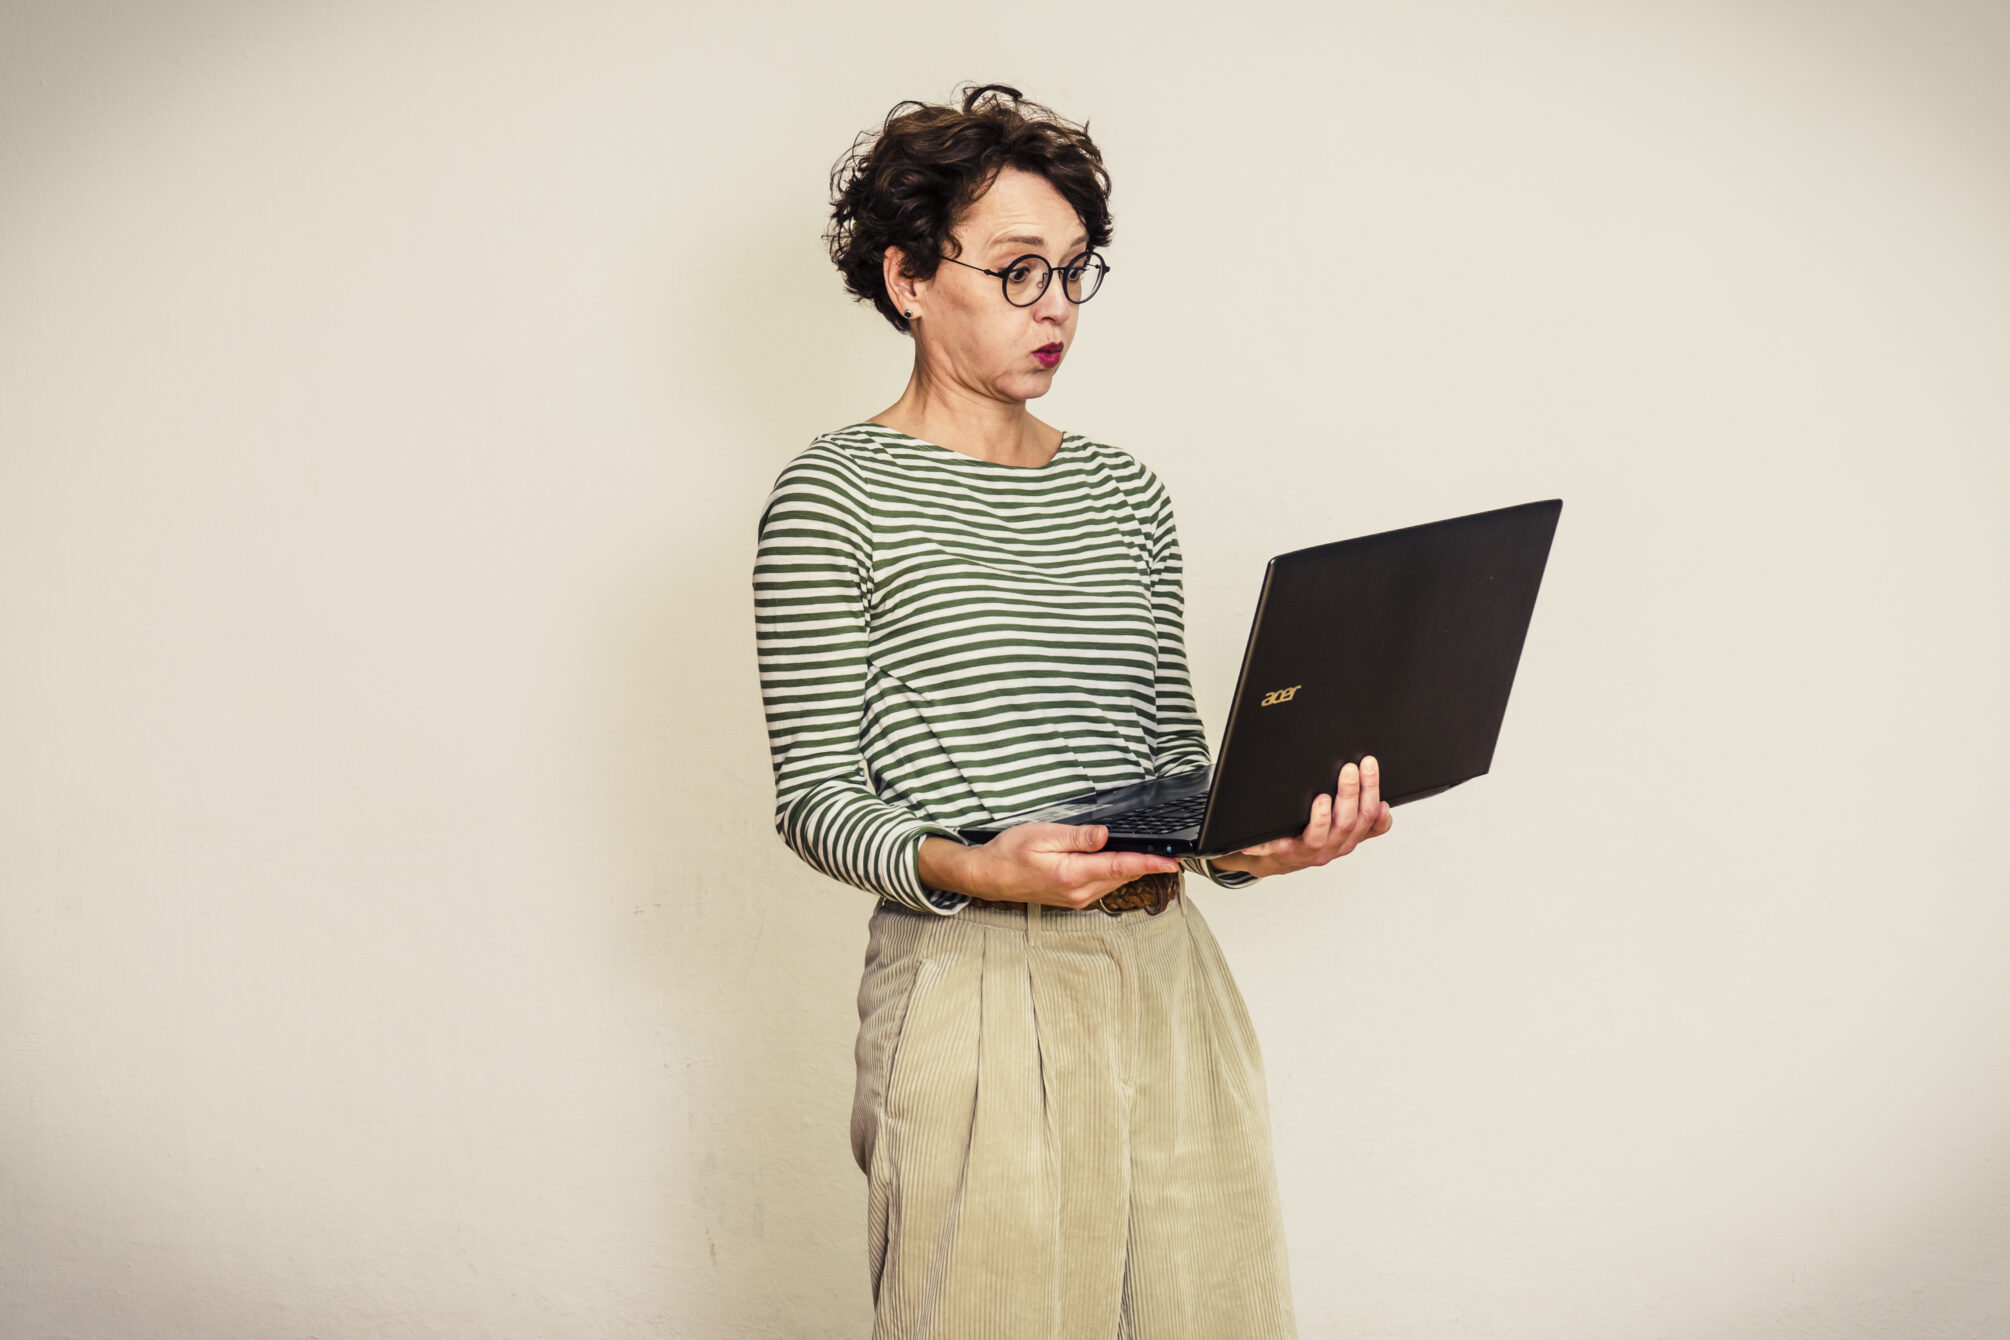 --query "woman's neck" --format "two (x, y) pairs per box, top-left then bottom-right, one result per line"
(868, 388), (1061, 468)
